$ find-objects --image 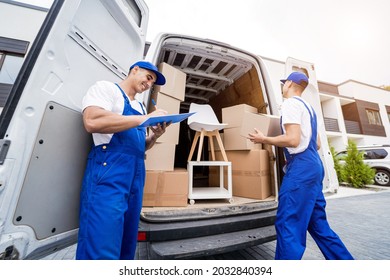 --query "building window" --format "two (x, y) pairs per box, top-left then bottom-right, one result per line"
(0, 37), (30, 107)
(366, 109), (382, 125)
(0, 37), (30, 81)
(0, 53), (4, 69)
(0, 54), (24, 84)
